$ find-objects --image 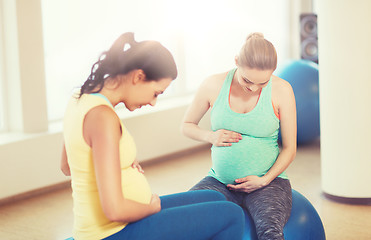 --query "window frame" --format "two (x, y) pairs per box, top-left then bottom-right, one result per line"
(0, 0), (48, 134)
